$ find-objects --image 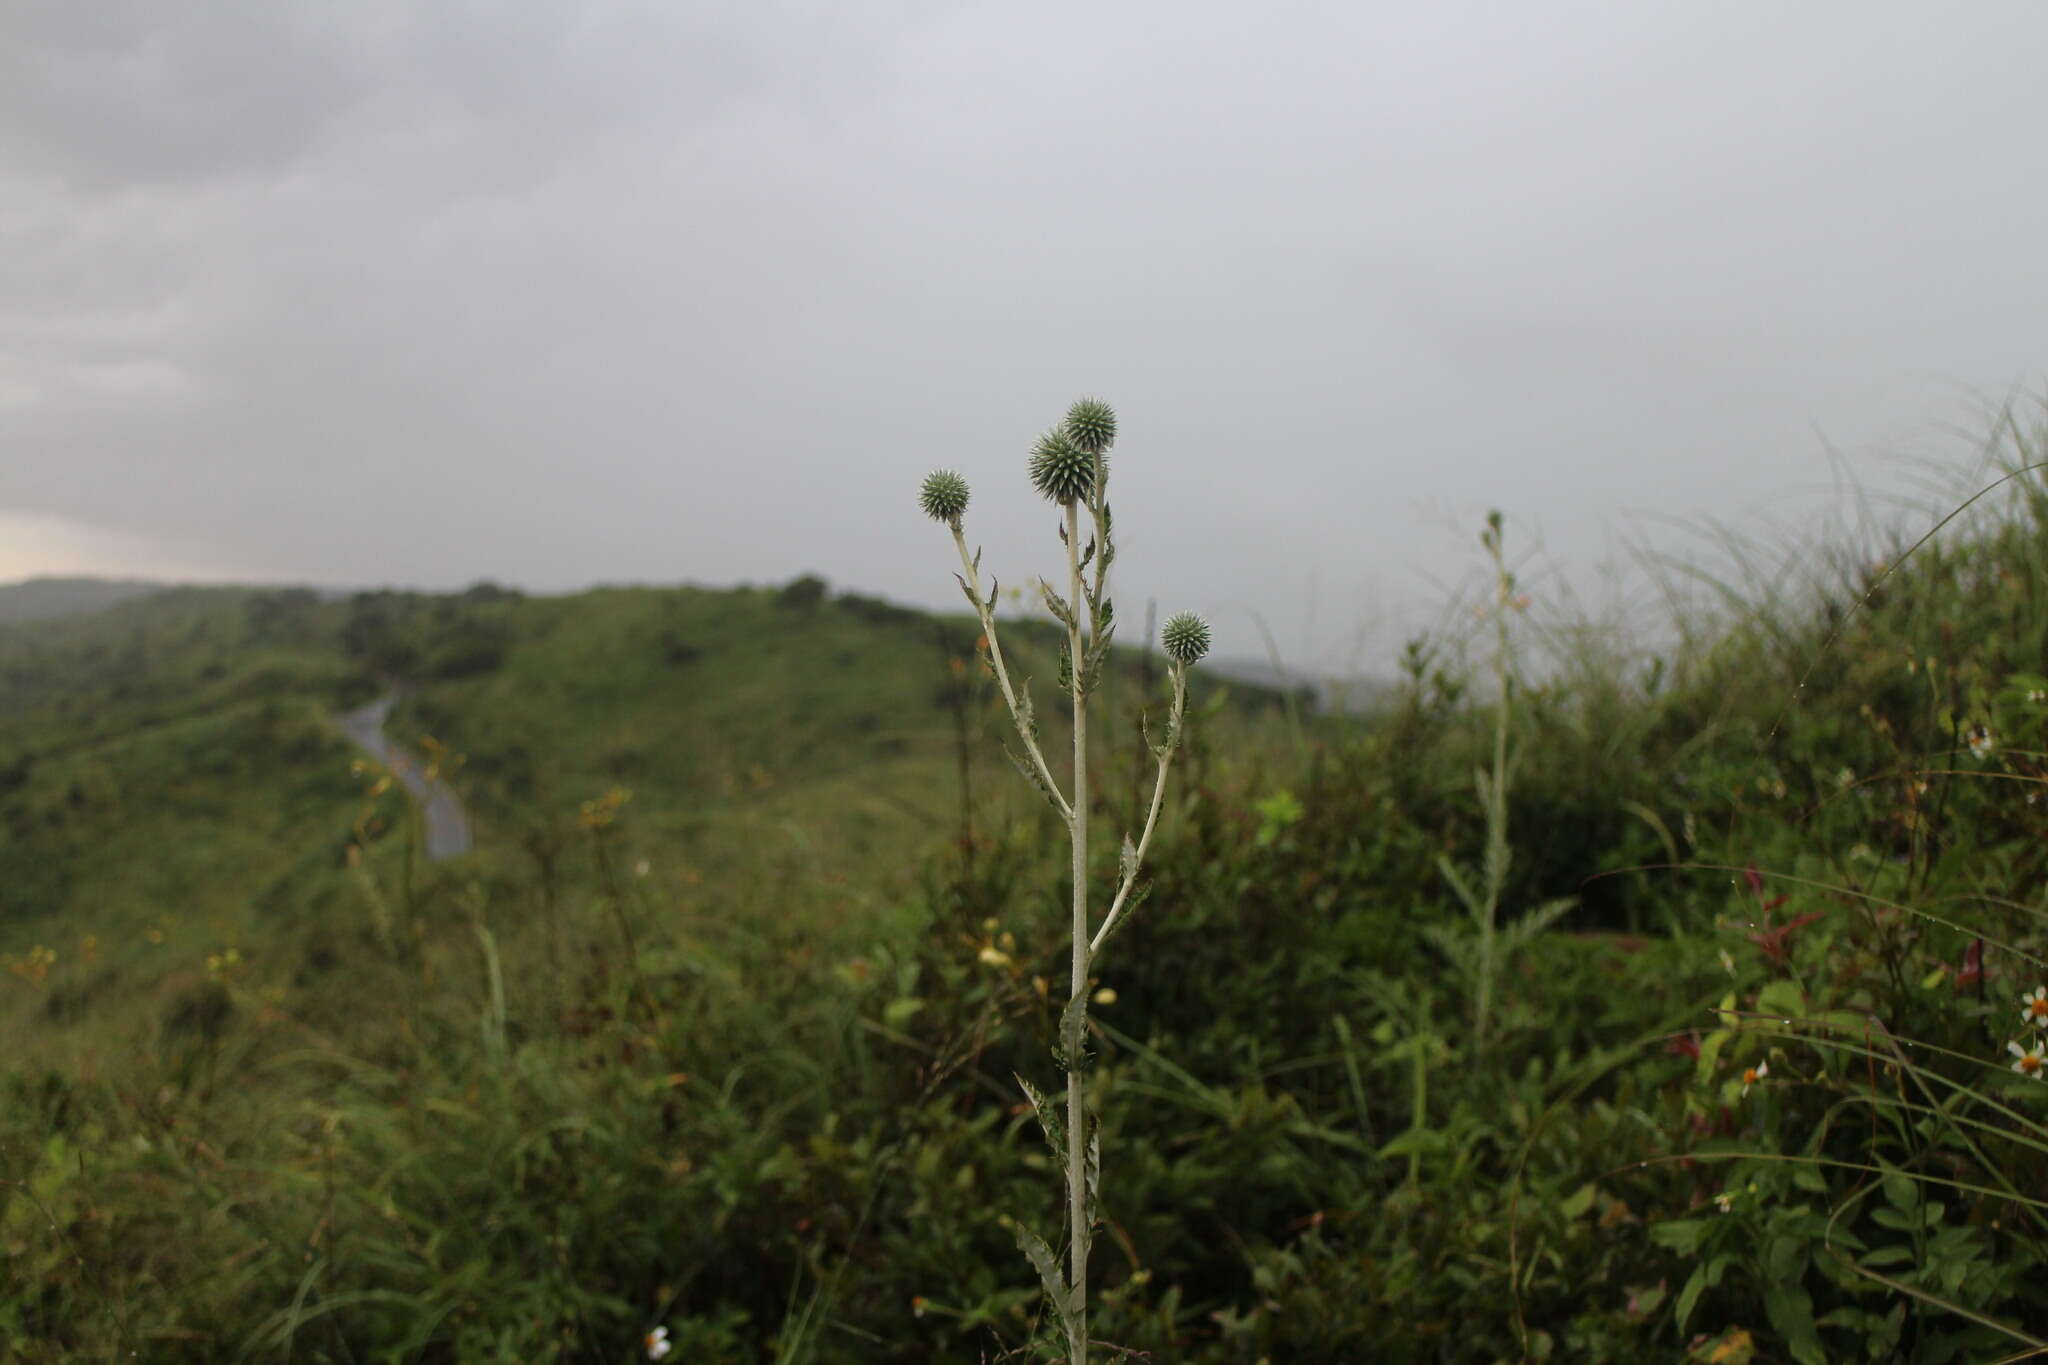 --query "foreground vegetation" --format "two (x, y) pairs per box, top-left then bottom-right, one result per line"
(10, 417), (2048, 1360)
